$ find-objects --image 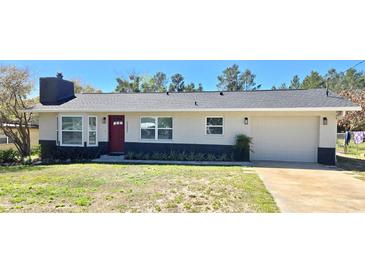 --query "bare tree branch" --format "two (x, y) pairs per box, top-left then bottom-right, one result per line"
(0, 65), (34, 159)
